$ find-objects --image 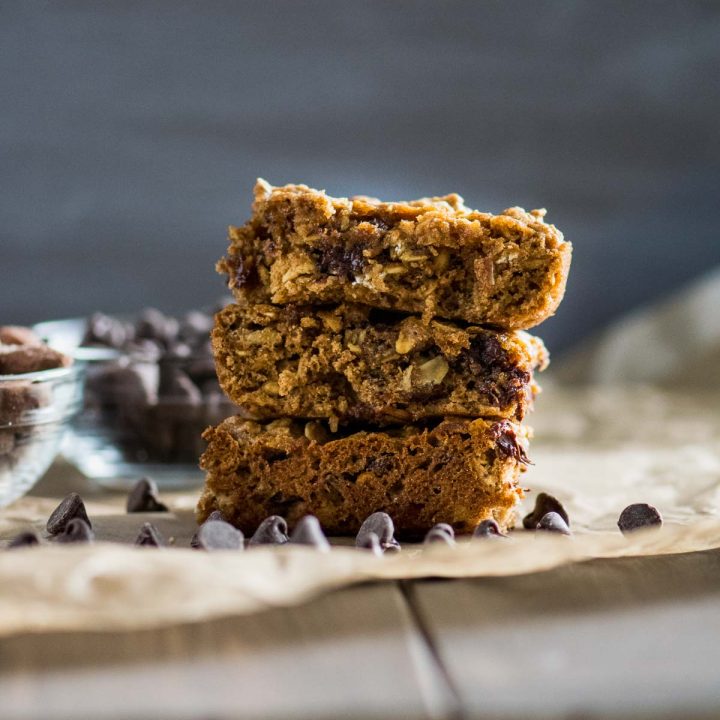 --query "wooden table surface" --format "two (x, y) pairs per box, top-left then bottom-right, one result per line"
(3, 539), (720, 719)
